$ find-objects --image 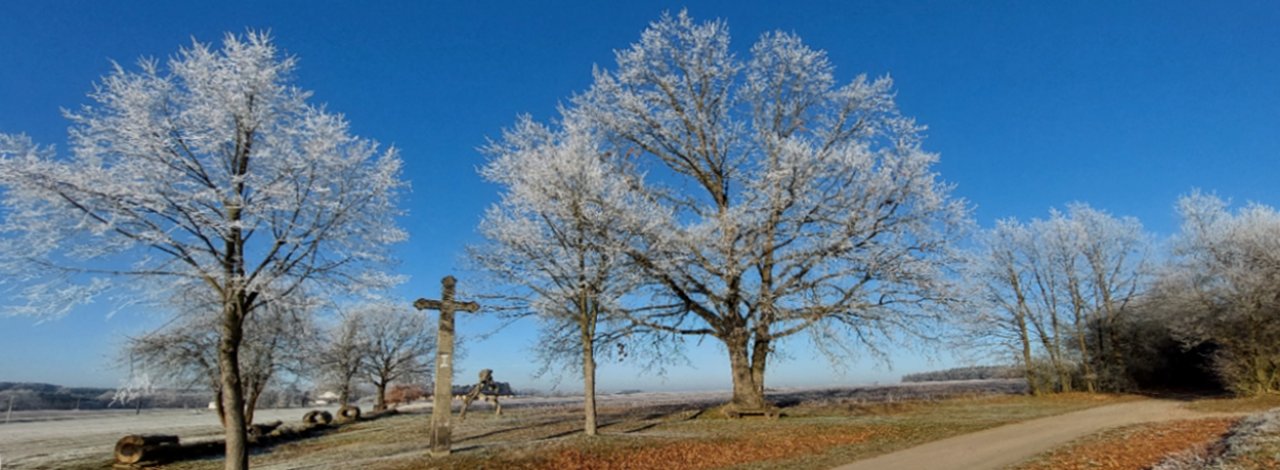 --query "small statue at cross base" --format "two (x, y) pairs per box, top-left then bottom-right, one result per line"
(459, 369), (502, 420)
